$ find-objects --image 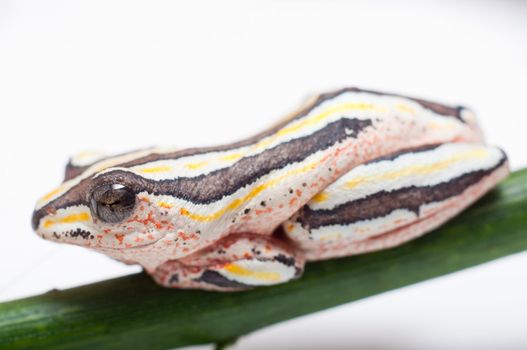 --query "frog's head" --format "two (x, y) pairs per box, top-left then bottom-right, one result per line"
(32, 149), (176, 250)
